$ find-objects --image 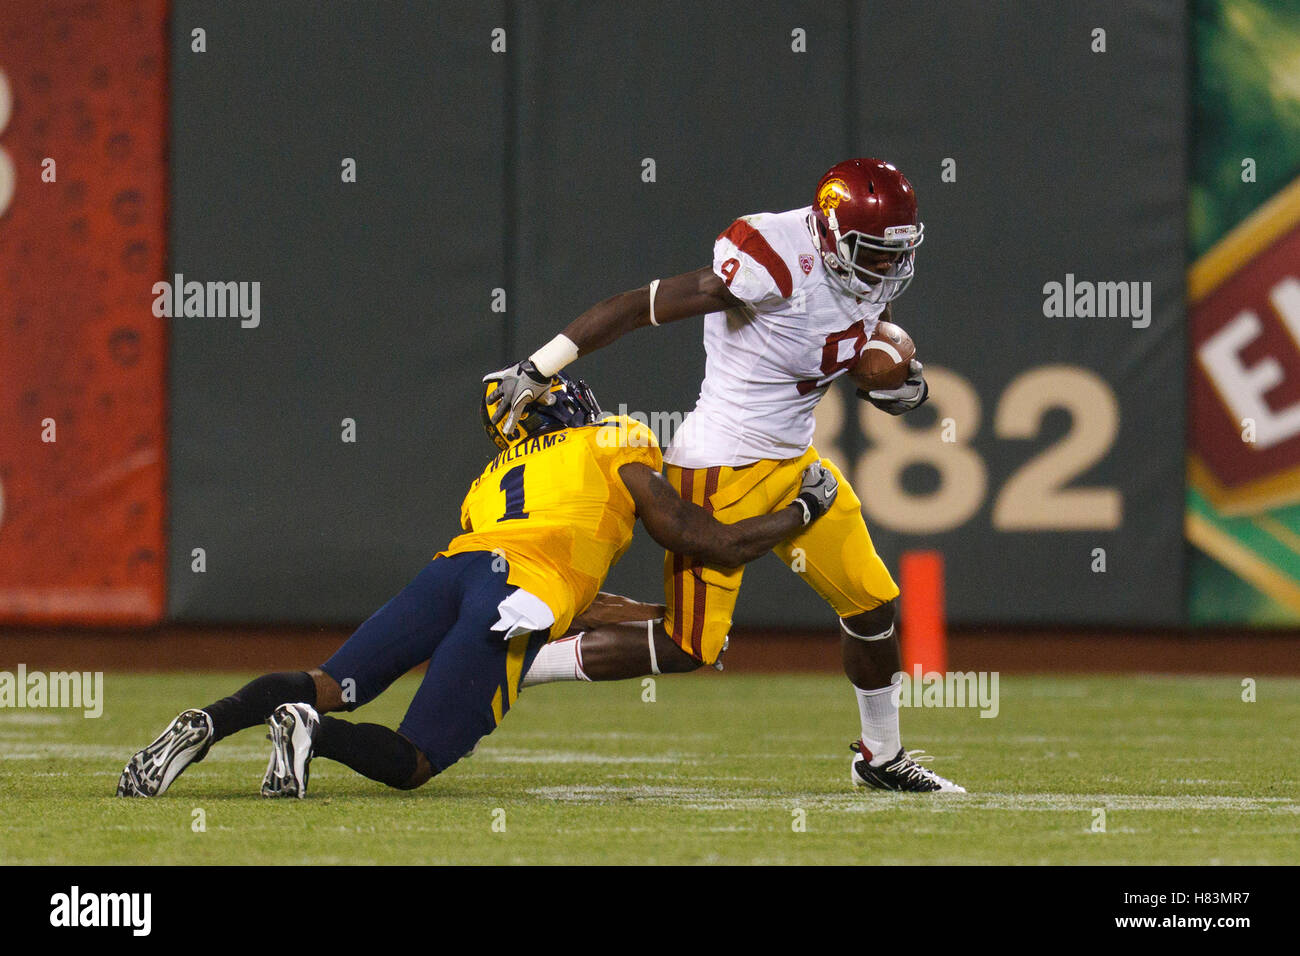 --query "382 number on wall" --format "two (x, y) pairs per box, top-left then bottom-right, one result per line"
(814, 365), (1122, 534)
